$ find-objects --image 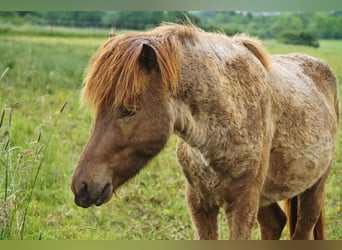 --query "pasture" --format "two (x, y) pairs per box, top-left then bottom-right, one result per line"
(0, 29), (341, 239)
